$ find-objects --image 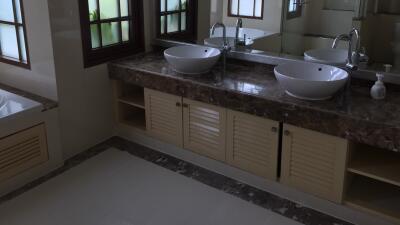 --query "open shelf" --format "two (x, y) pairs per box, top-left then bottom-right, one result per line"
(117, 102), (146, 130)
(348, 144), (400, 187)
(345, 175), (400, 224)
(118, 95), (145, 109)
